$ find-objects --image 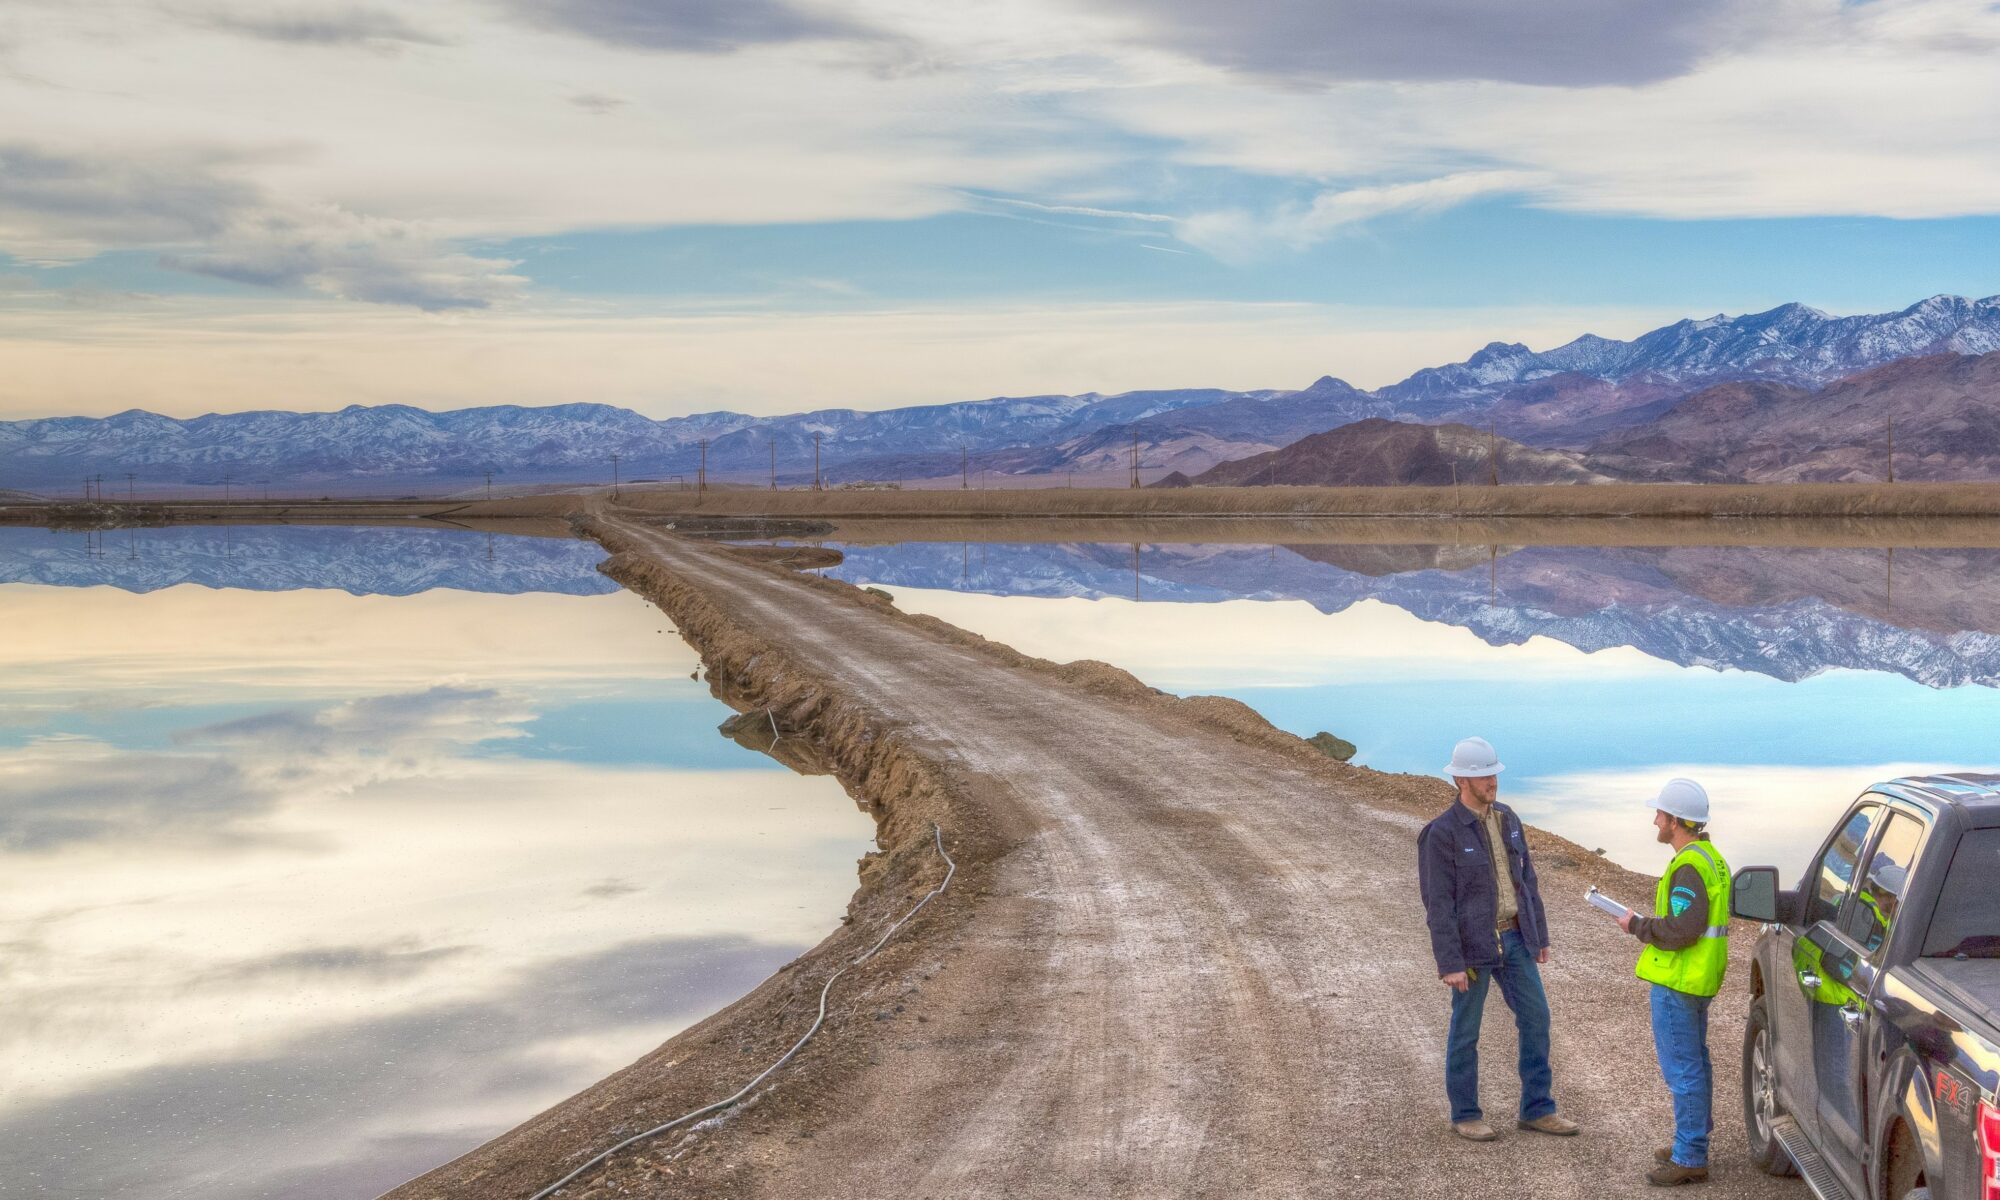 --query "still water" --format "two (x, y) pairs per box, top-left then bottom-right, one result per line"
(798, 535), (2000, 881)
(0, 526), (873, 1200)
